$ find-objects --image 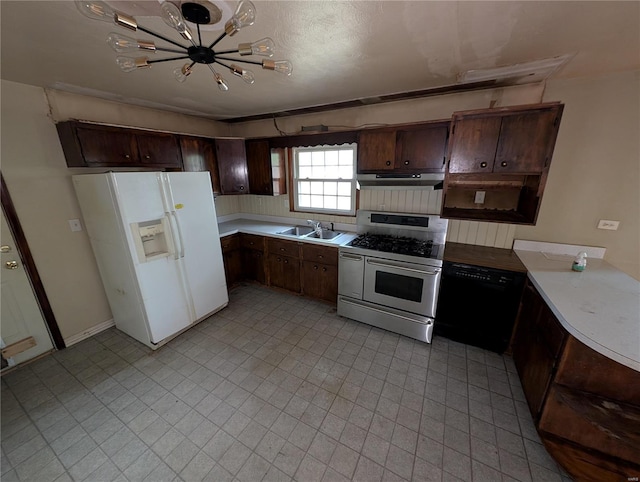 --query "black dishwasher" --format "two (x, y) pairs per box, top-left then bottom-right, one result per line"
(434, 261), (526, 353)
